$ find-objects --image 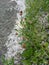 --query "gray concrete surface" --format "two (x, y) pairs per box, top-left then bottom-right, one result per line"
(0, 0), (17, 64)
